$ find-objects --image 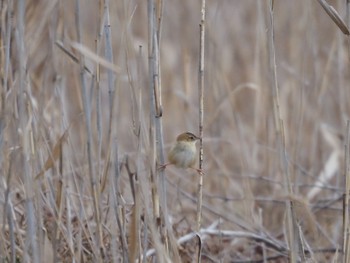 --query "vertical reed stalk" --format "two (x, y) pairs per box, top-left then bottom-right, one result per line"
(344, 120), (350, 262)
(147, 0), (160, 243)
(267, 0), (297, 261)
(196, 0), (206, 262)
(74, 0), (103, 260)
(17, 0), (40, 261)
